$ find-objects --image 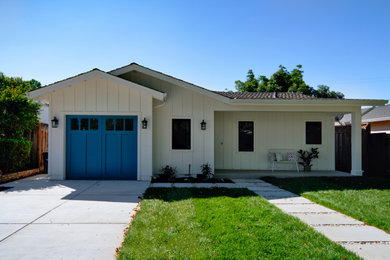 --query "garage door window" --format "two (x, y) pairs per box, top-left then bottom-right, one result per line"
(125, 119), (133, 131)
(116, 119), (124, 131)
(90, 118), (98, 130)
(106, 119), (114, 130)
(71, 118), (79, 130)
